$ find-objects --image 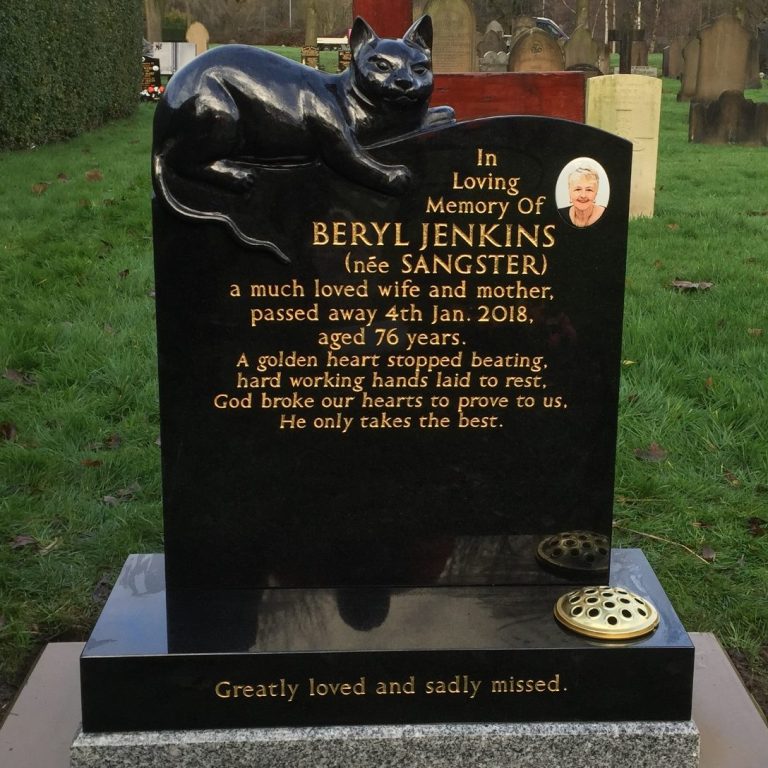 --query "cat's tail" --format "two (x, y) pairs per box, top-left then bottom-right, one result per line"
(151, 149), (291, 264)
